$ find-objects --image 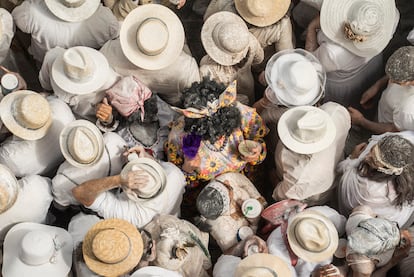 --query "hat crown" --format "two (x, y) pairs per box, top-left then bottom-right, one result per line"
(241, 267), (277, 277)
(130, 164), (160, 198)
(213, 22), (249, 54)
(14, 94), (51, 130)
(63, 48), (95, 82)
(294, 218), (330, 252)
(92, 229), (131, 264)
(67, 126), (99, 164)
(291, 110), (327, 144)
(347, 1), (383, 36)
(20, 230), (55, 266)
(0, 166), (18, 214)
(246, 0), (269, 16)
(61, 0), (86, 8)
(284, 60), (318, 93)
(136, 18), (169, 56)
